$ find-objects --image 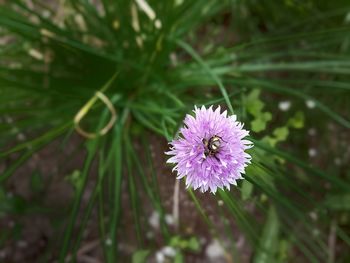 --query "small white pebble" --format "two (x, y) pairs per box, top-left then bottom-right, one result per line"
(306, 100), (316, 109)
(17, 133), (25, 141)
(17, 240), (28, 248)
(278, 101), (291, 111)
(312, 228), (320, 236)
(218, 200), (224, 206)
(309, 211), (318, 221)
(149, 211), (160, 229)
(335, 158), (342, 166)
(155, 251), (165, 263)
(146, 231), (154, 239)
(42, 10), (50, 18)
(308, 128), (316, 136)
(105, 238), (112, 246)
(165, 214), (174, 226)
(308, 148), (317, 157)
(205, 240), (225, 260)
(162, 246), (176, 257)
